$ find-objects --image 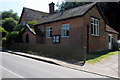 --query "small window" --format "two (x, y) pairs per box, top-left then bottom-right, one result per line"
(46, 27), (52, 38)
(53, 35), (60, 43)
(61, 24), (70, 37)
(91, 17), (99, 36)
